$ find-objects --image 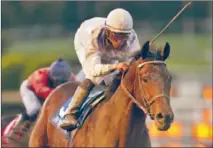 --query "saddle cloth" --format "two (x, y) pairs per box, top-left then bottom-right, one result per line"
(50, 85), (106, 137)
